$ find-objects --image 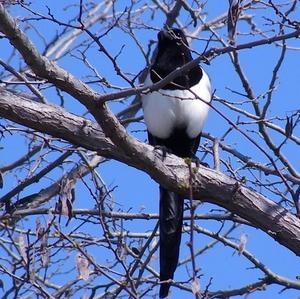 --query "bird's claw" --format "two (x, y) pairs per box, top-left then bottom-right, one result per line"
(154, 145), (172, 160)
